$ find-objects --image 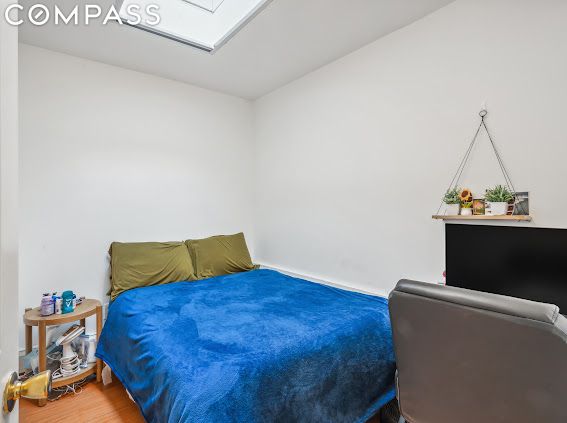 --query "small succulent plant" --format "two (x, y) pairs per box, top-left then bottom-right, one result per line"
(461, 201), (473, 208)
(485, 185), (514, 203)
(443, 187), (461, 205)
